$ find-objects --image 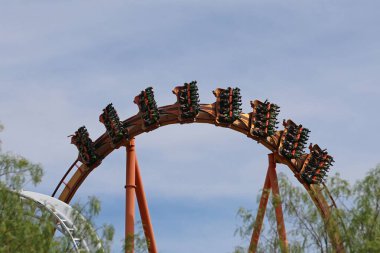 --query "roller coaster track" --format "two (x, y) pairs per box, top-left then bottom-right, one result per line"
(52, 84), (345, 253)
(20, 191), (102, 253)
